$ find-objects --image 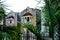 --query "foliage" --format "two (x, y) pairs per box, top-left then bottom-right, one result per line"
(0, 25), (21, 40)
(36, 9), (41, 30)
(0, 0), (21, 40)
(22, 23), (44, 40)
(43, 0), (60, 40)
(0, 7), (5, 20)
